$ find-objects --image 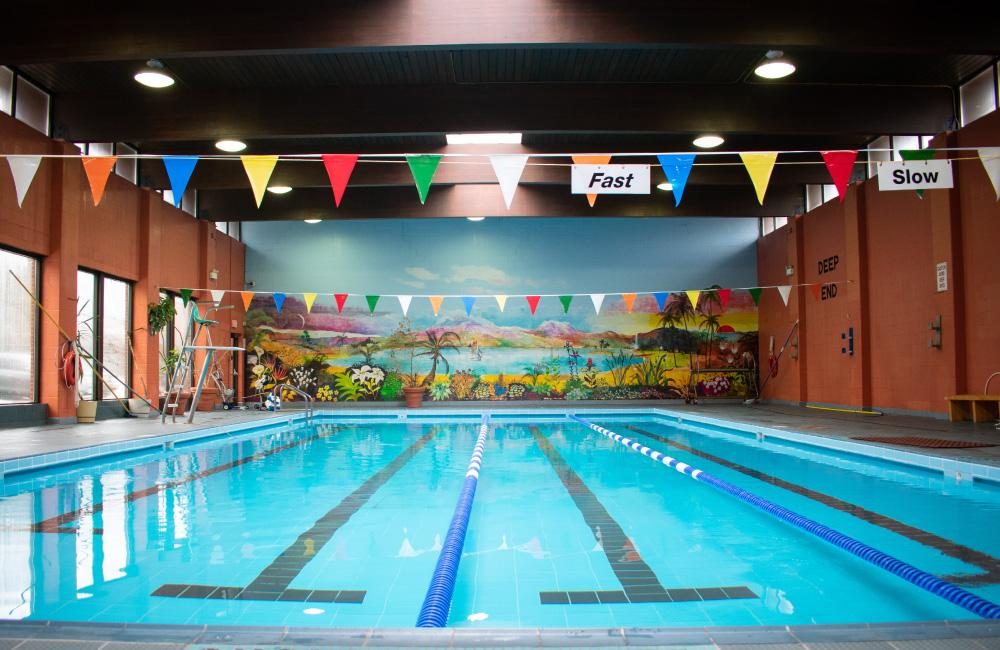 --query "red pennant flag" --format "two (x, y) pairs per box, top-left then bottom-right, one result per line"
(526, 295), (541, 315)
(82, 157), (118, 206)
(334, 293), (348, 312)
(810, 284), (822, 301)
(821, 151), (858, 202)
(322, 154), (358, 207)
(717, 288), (732, 311)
